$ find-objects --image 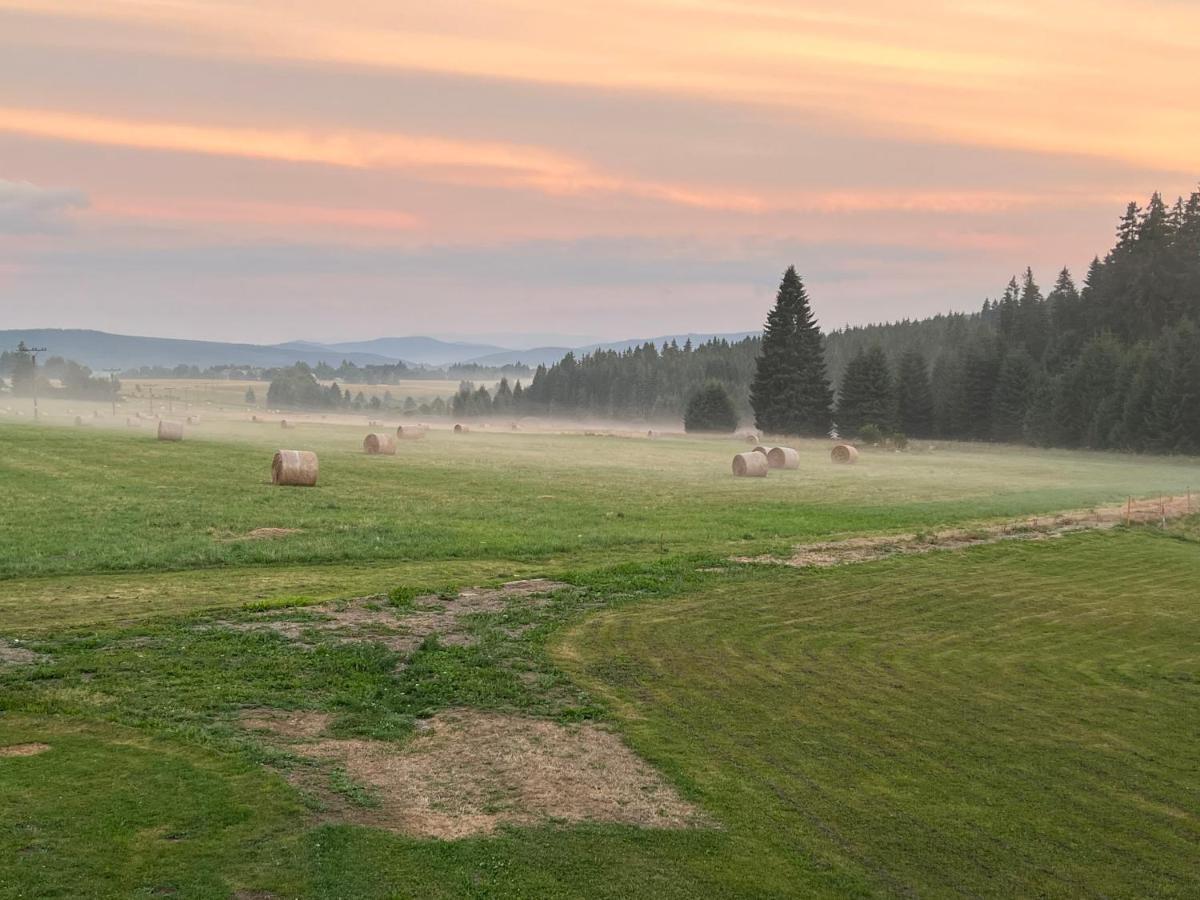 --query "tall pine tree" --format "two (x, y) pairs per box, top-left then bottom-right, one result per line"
(894, 349), (934, 437)
(835, 345), (893, 436)
(750, 266), (833, 435)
